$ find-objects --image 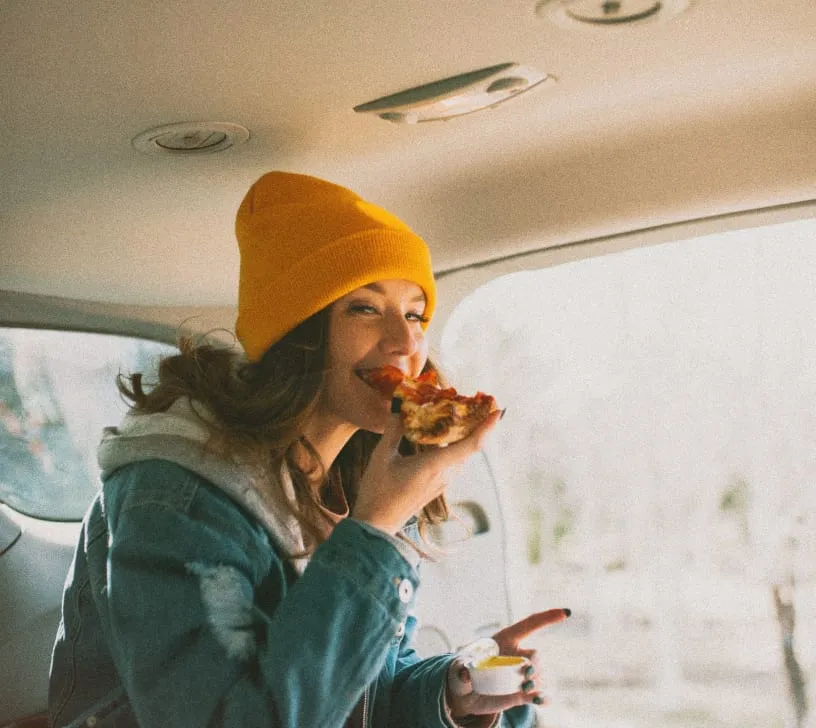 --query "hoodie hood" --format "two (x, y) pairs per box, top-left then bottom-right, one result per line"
(98, 398), (310, 573)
